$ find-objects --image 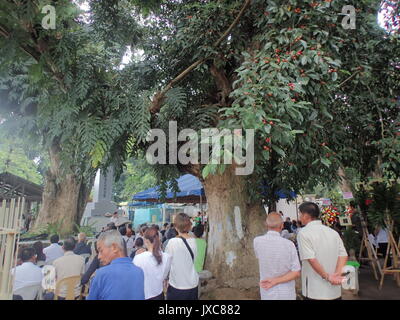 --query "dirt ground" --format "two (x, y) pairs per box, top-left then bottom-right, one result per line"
(200, 264), (400, 300)
(345, 264), (400, 300)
